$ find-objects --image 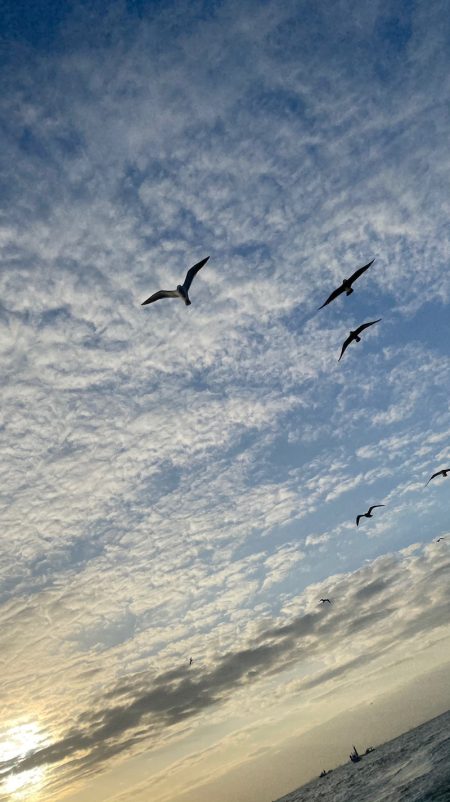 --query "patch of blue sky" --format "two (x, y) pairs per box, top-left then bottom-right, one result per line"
(0, 0), (72, 48)
(1, 1), (450, 798)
